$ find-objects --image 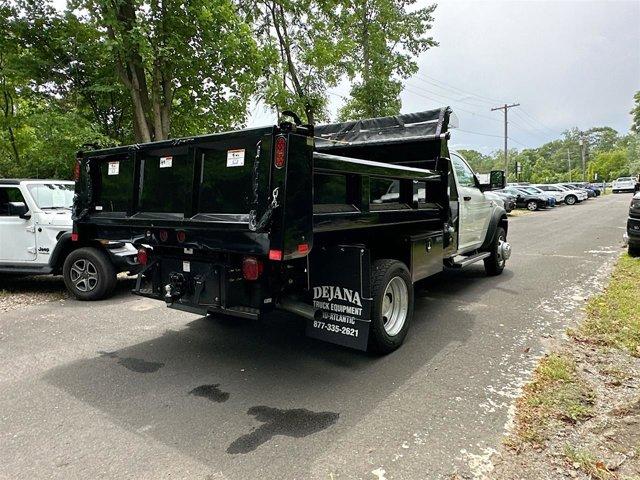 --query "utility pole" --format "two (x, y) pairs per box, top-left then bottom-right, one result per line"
(579, 136), (587, 181)
(567, 150), (572, 182)
(491, 103), (520, 178)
